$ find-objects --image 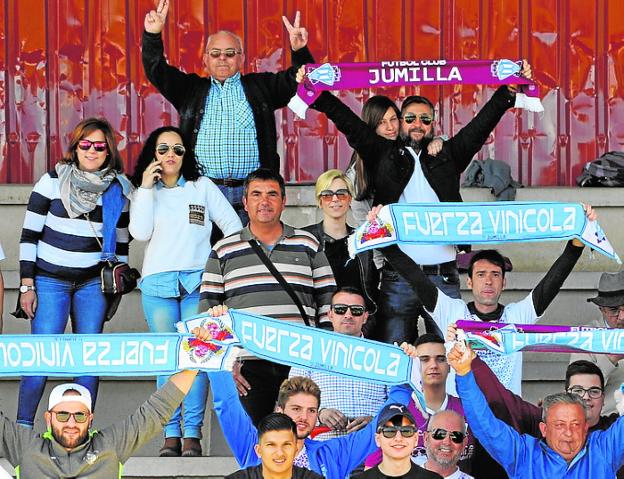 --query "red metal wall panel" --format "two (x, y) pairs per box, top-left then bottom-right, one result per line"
(1, 0), (622, 185)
